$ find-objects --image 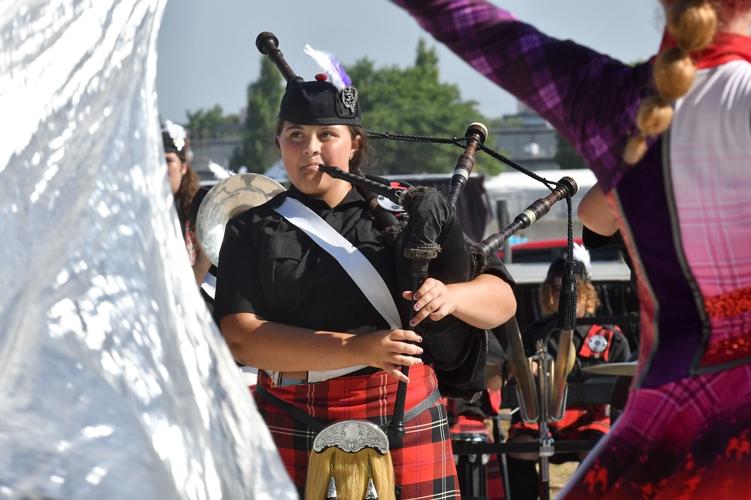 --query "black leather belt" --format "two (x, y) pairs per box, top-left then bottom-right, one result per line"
(256, 383), (441, 434)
